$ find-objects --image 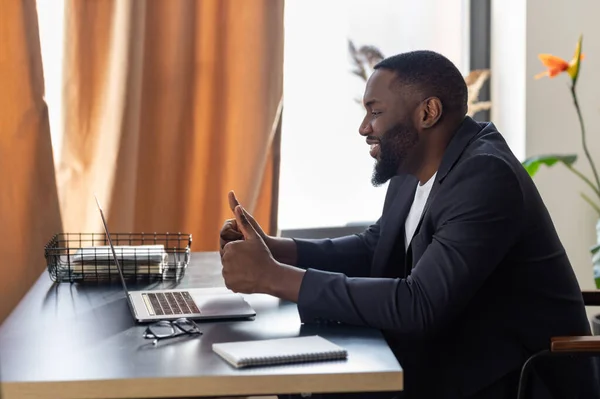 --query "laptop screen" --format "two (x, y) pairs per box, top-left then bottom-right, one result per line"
(94, 195), (136, 316)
